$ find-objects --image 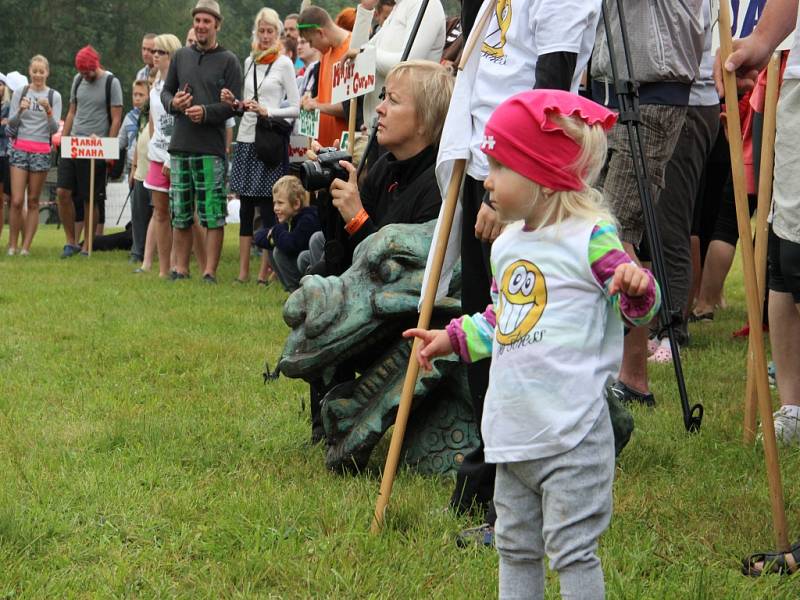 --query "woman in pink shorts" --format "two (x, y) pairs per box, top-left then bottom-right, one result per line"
(143, 34), (181, 278)
(6, 55), (61, 255)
